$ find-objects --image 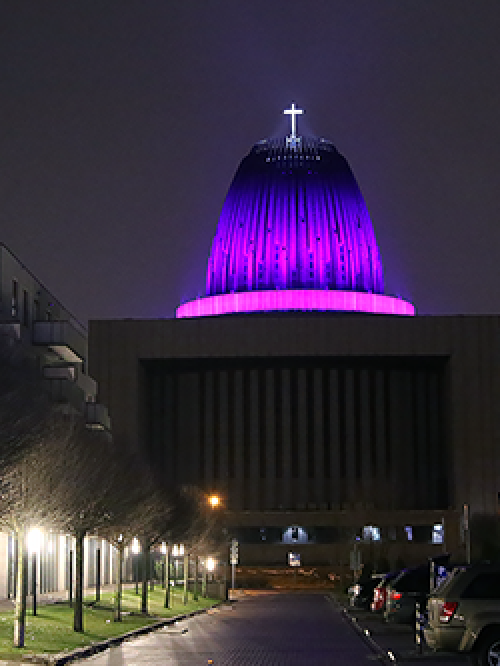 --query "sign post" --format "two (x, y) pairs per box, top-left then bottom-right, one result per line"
(462, 504), (471, 564)
(230, 539), (238, 593)
(349, 543), (362, 582)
